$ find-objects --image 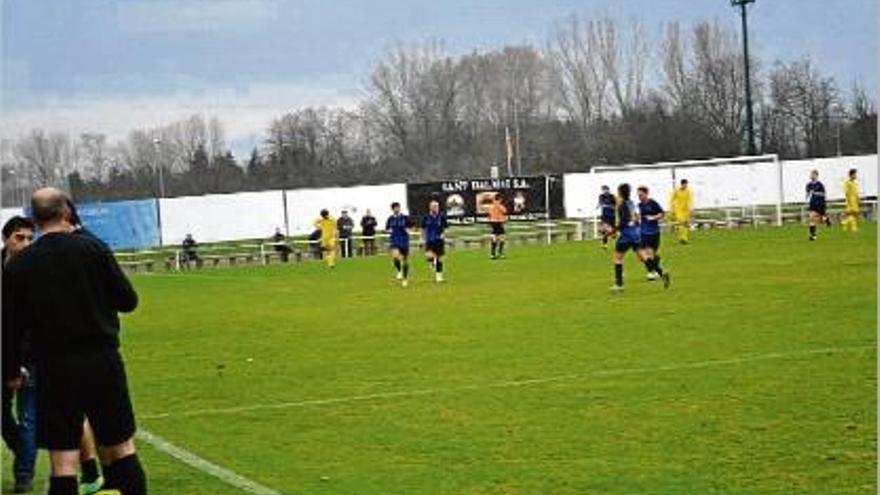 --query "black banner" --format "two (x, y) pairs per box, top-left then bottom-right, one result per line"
(406, 176), (564, 223)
